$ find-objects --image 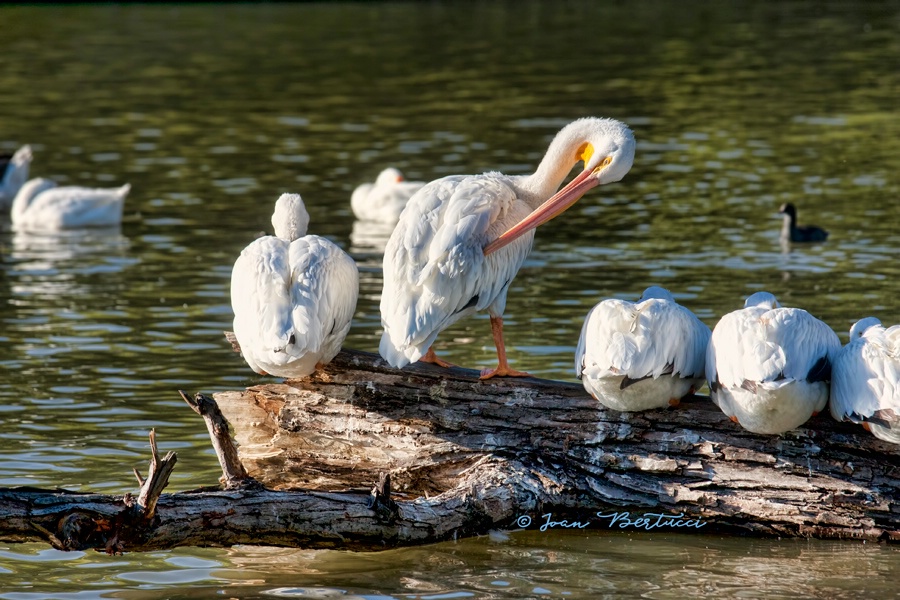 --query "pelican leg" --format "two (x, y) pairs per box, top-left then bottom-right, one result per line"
(480, 316), (531, 380)
(420, 347), (455, 368)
